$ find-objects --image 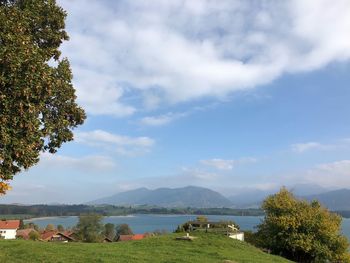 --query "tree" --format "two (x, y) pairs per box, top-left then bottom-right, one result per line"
(103, 223), (116, 241)
(19, 219), (24, 229)
(28, 230), (40, 241)
(75, 214), (104, 243)
(115, 224), (133, 236)
(45, 223), (55, 231)
(23, 222), (39, 231)
(0, 0), (86, 194)
(255, 188), (350, 263)
(57, 224), (64, 232)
